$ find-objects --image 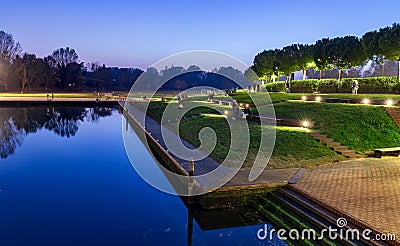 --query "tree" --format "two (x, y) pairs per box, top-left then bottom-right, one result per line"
(174, 79), (187, 91)
(51, 47), (78, 67)
(50, 47), (82, 89)
(275, 45), (299, 86)
(43, 56), (57, 90)
(295, 44), (315, 80)
(313, 38), (334, 80)
(329, 36), (366, 80)
(57, 62), (84, 89)
(244, 68), (259, 82)
(378, 23), (400, 83)
(0, 30), (22, 91)
(252, 49), (279, 81)
(361, 29), (386, 76)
